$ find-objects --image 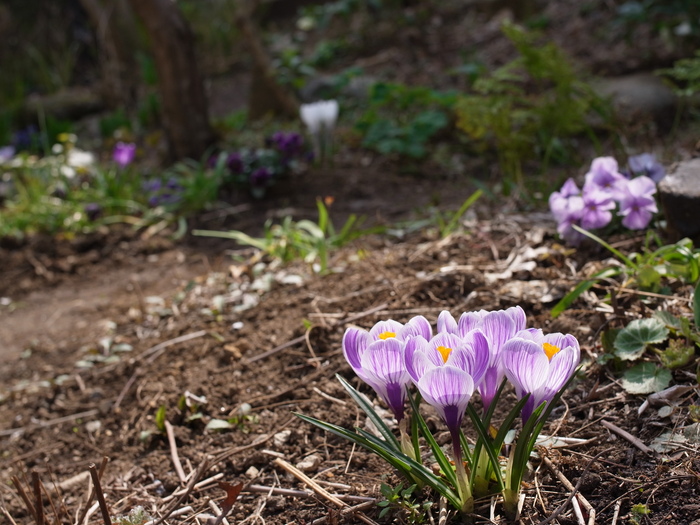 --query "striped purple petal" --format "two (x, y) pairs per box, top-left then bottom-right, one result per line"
(416, 366), (474, 433)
